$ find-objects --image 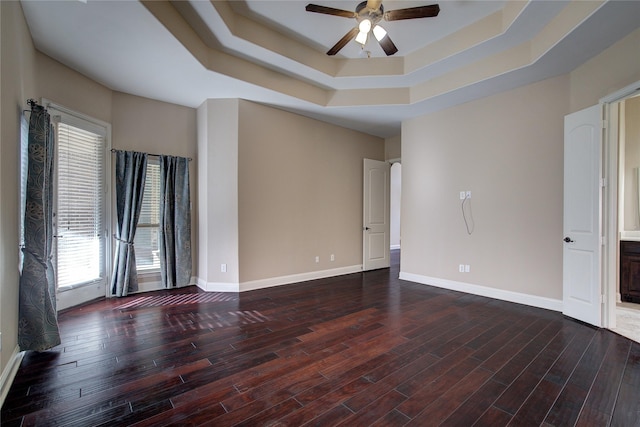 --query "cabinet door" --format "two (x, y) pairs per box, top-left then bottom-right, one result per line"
(621, 251), (640, 303)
